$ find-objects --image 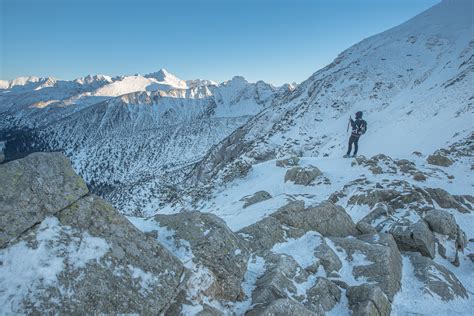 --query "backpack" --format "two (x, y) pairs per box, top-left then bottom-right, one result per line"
(358, 120), (367, 135)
